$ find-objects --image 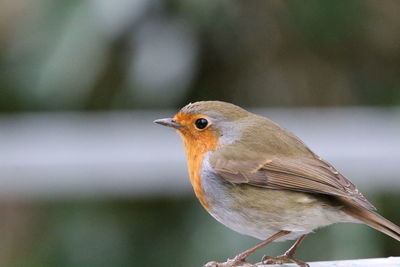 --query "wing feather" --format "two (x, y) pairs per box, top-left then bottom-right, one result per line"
(211, 148), (375, 211)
